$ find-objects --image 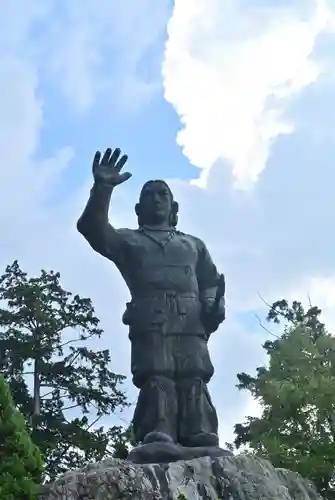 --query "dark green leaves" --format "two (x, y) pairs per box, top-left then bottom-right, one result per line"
(233, 301), (335, 497)
(0, 261), (130, 479)
(0, 374), (43, 499)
